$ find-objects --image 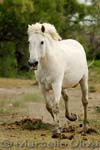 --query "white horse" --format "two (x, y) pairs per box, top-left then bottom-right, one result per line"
(28, 23), (88, 134)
